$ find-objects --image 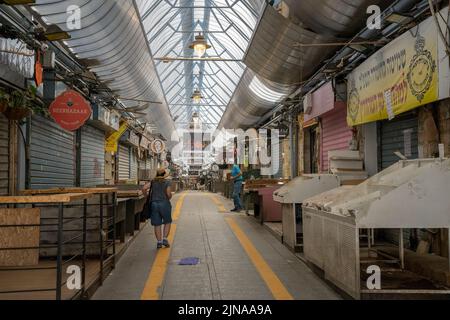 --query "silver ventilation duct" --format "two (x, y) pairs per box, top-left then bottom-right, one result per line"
(220, 0), (422, 130)
(243, 4), (337, 85)
(31, 0), (177, 142)
(283, 0), (392, 37)
(218, 68), (294, 130)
